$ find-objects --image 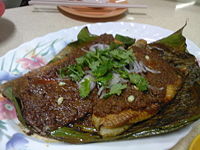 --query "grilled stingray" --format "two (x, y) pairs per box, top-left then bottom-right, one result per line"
(1, 24), (200, 143)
